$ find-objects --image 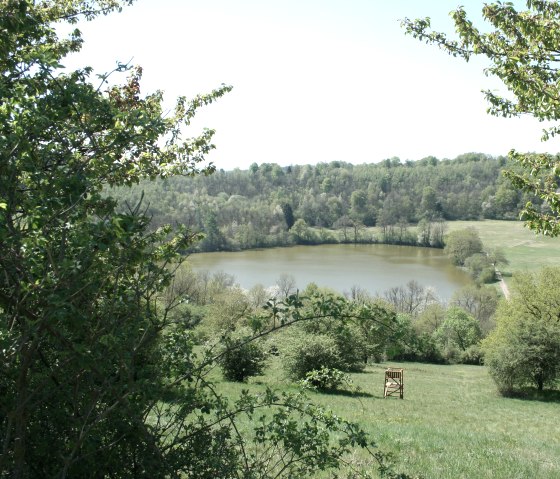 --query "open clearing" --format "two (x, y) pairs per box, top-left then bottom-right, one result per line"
(215, 359), (560, 479)
(446, 220), (560, 273)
